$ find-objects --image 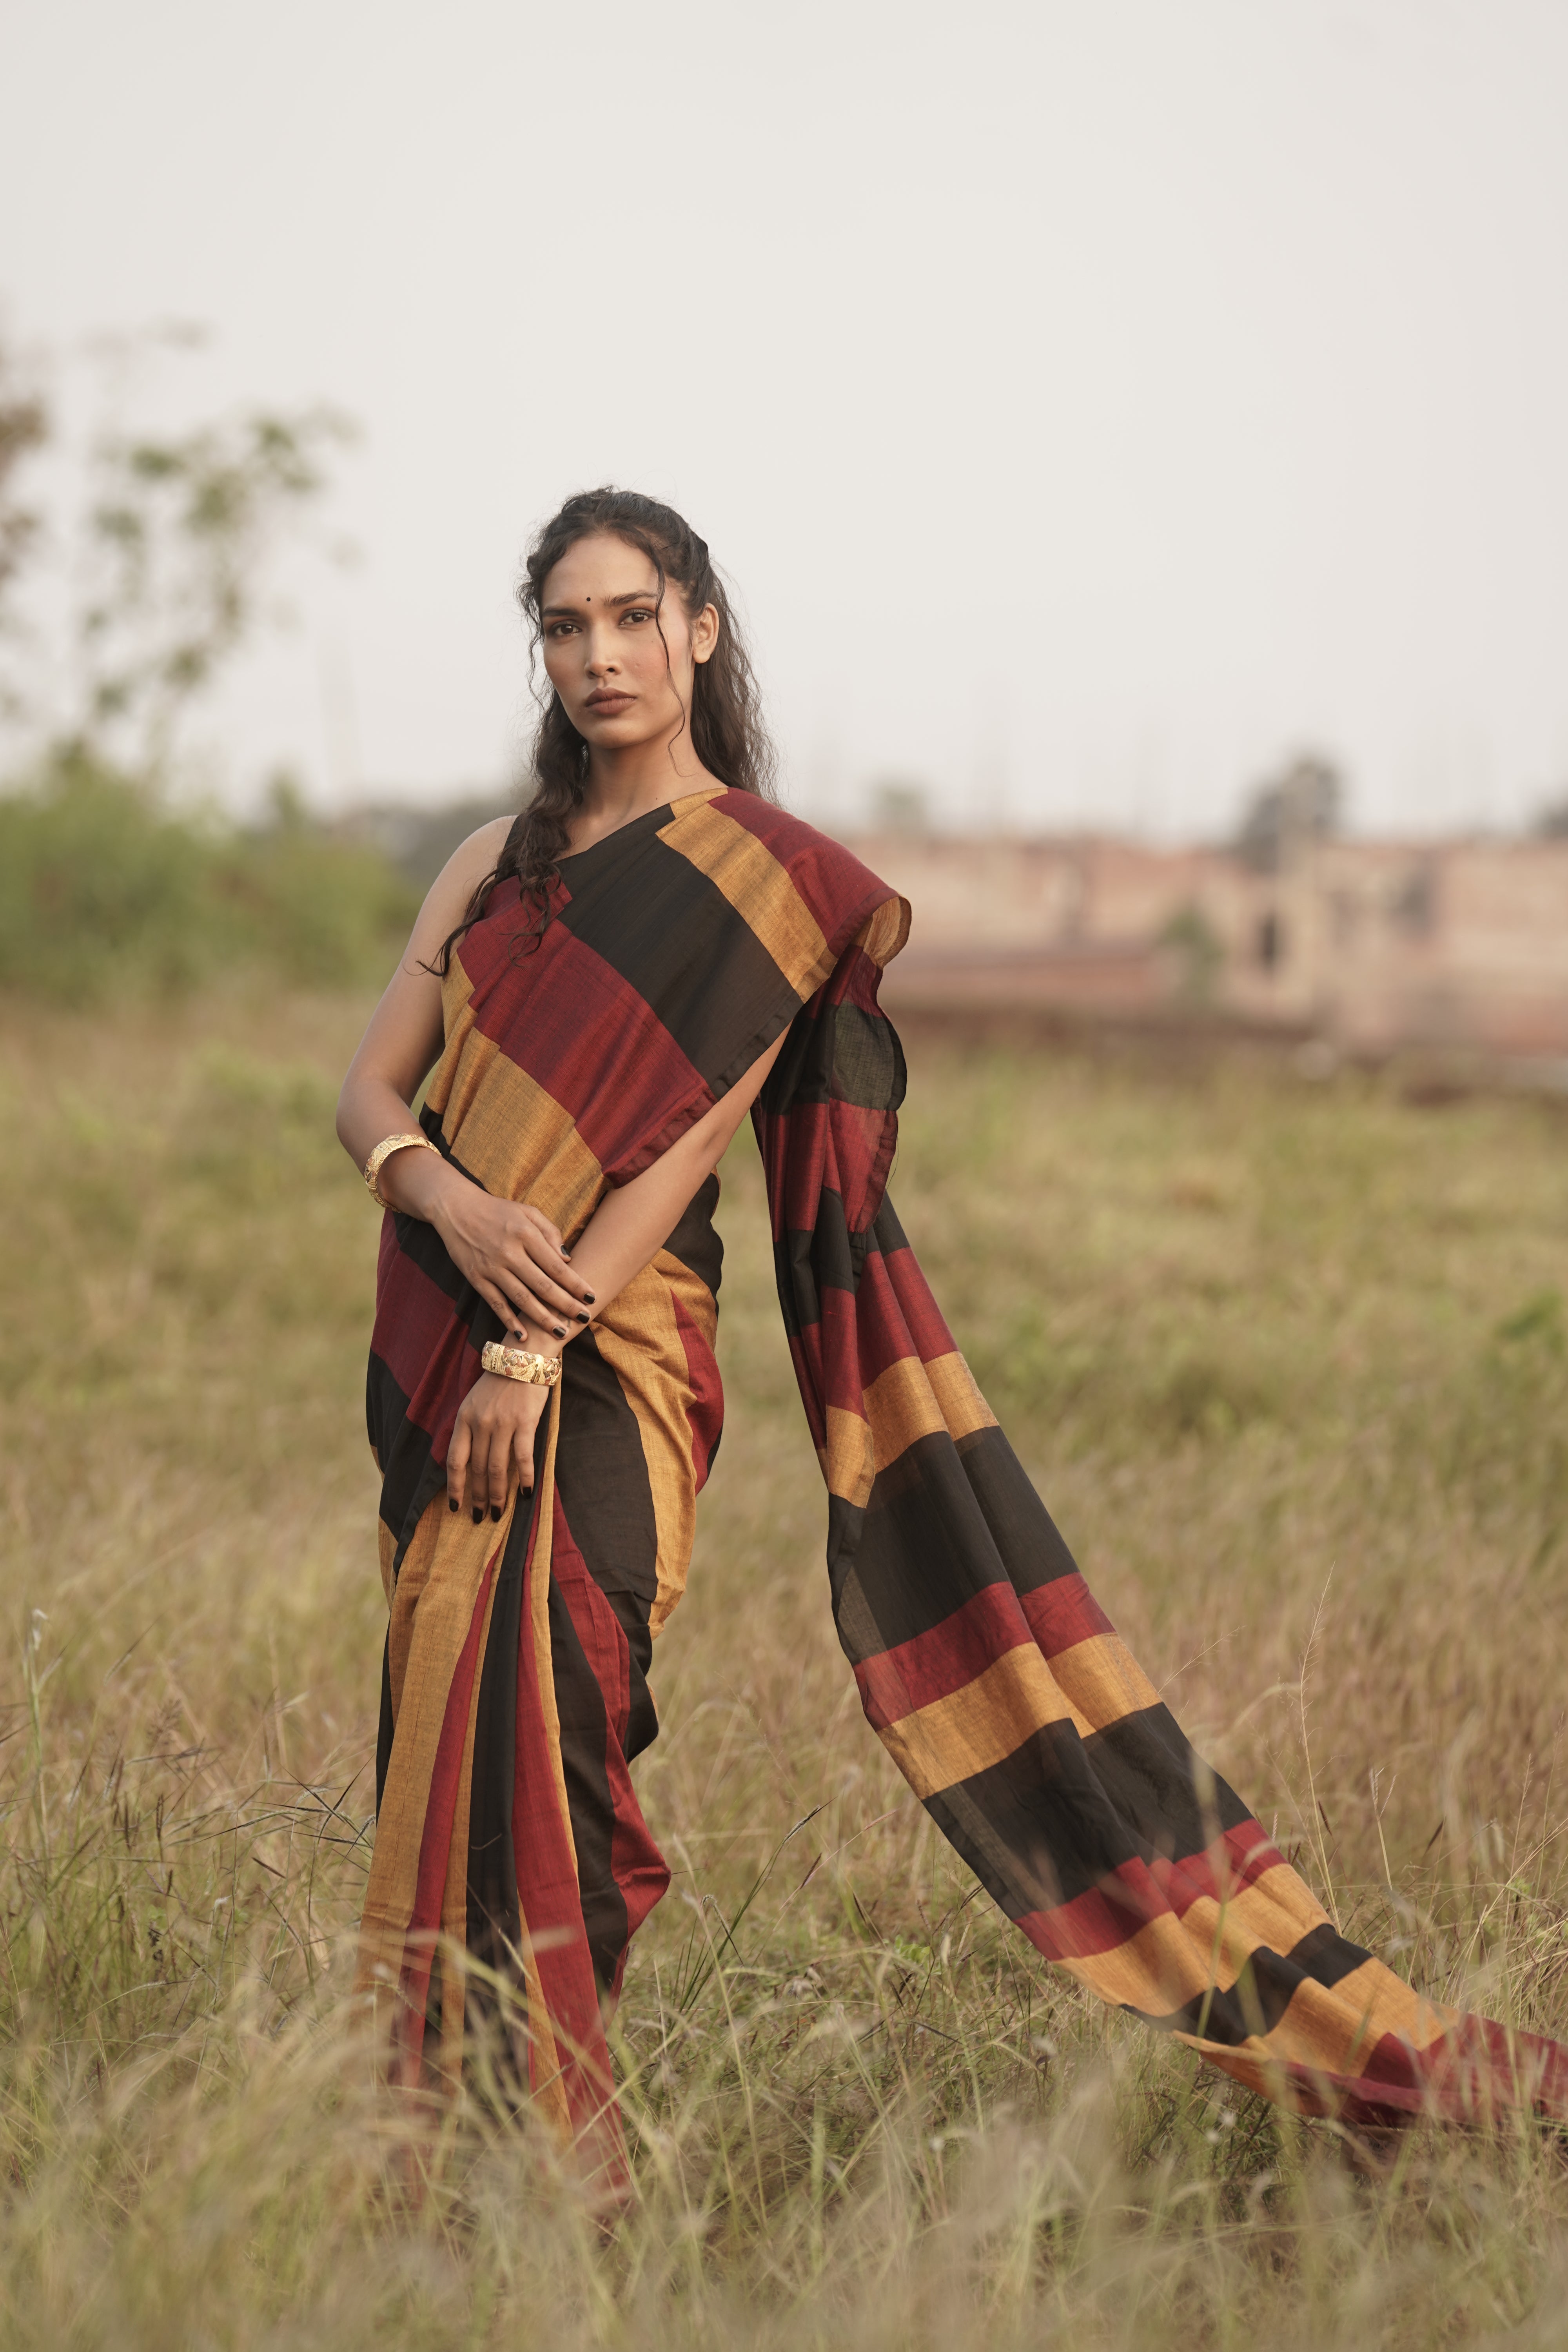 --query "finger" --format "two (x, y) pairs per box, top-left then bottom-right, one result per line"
(446, 1421), (472, 1515)
(482, 1274), (535, 1341)
(518, 1217), (594, 1304)
(504, 1252), (590, 1328)
(479, 1258), (572, 1338)
(514, 1417), (535, 1493)
(490, 1276), (537, 1336)
(466, 1421), (492, 1524)
(552, 1258), (596, 1306)
(531, 1272), (595, 1326)
(488, 1296), (534, 1344)
(487, 1423), (510, 1520)
(517, 1411), (543, 1486)
(502, 1277), (571, 1341)
(524, 1208), (566, 1254)
(474, 1278), (521, 1331)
